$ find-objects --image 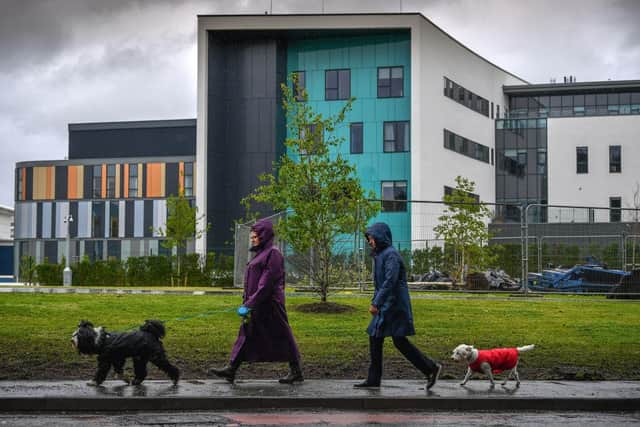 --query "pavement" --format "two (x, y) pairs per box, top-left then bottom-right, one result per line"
(1, 380), (639, 412)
